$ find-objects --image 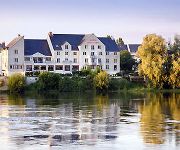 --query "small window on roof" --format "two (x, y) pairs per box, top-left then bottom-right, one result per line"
(65, 45), (69, 49)
(56, 45), (59, 48)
